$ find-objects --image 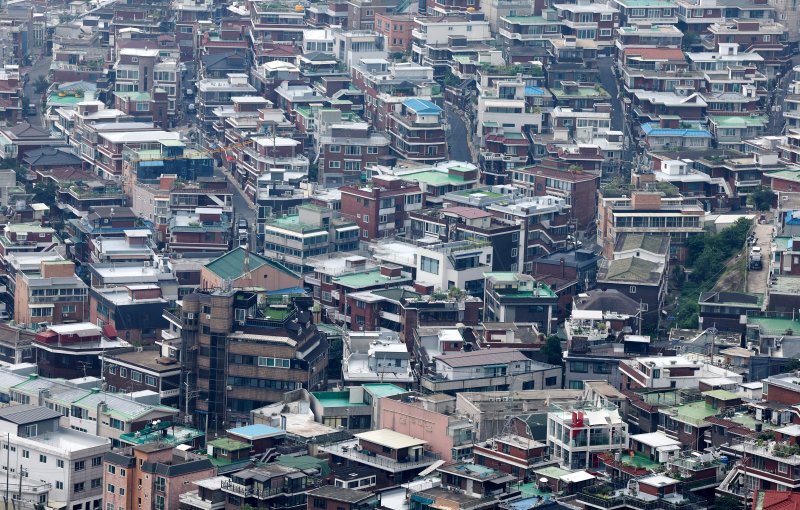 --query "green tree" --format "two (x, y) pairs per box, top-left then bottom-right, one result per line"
(541, 335), (564, 367)
(711, 494), (740, 510)
(748, 186), (775, 211)
(33, 76), (49, 95)
(31, 180), (57, 204)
